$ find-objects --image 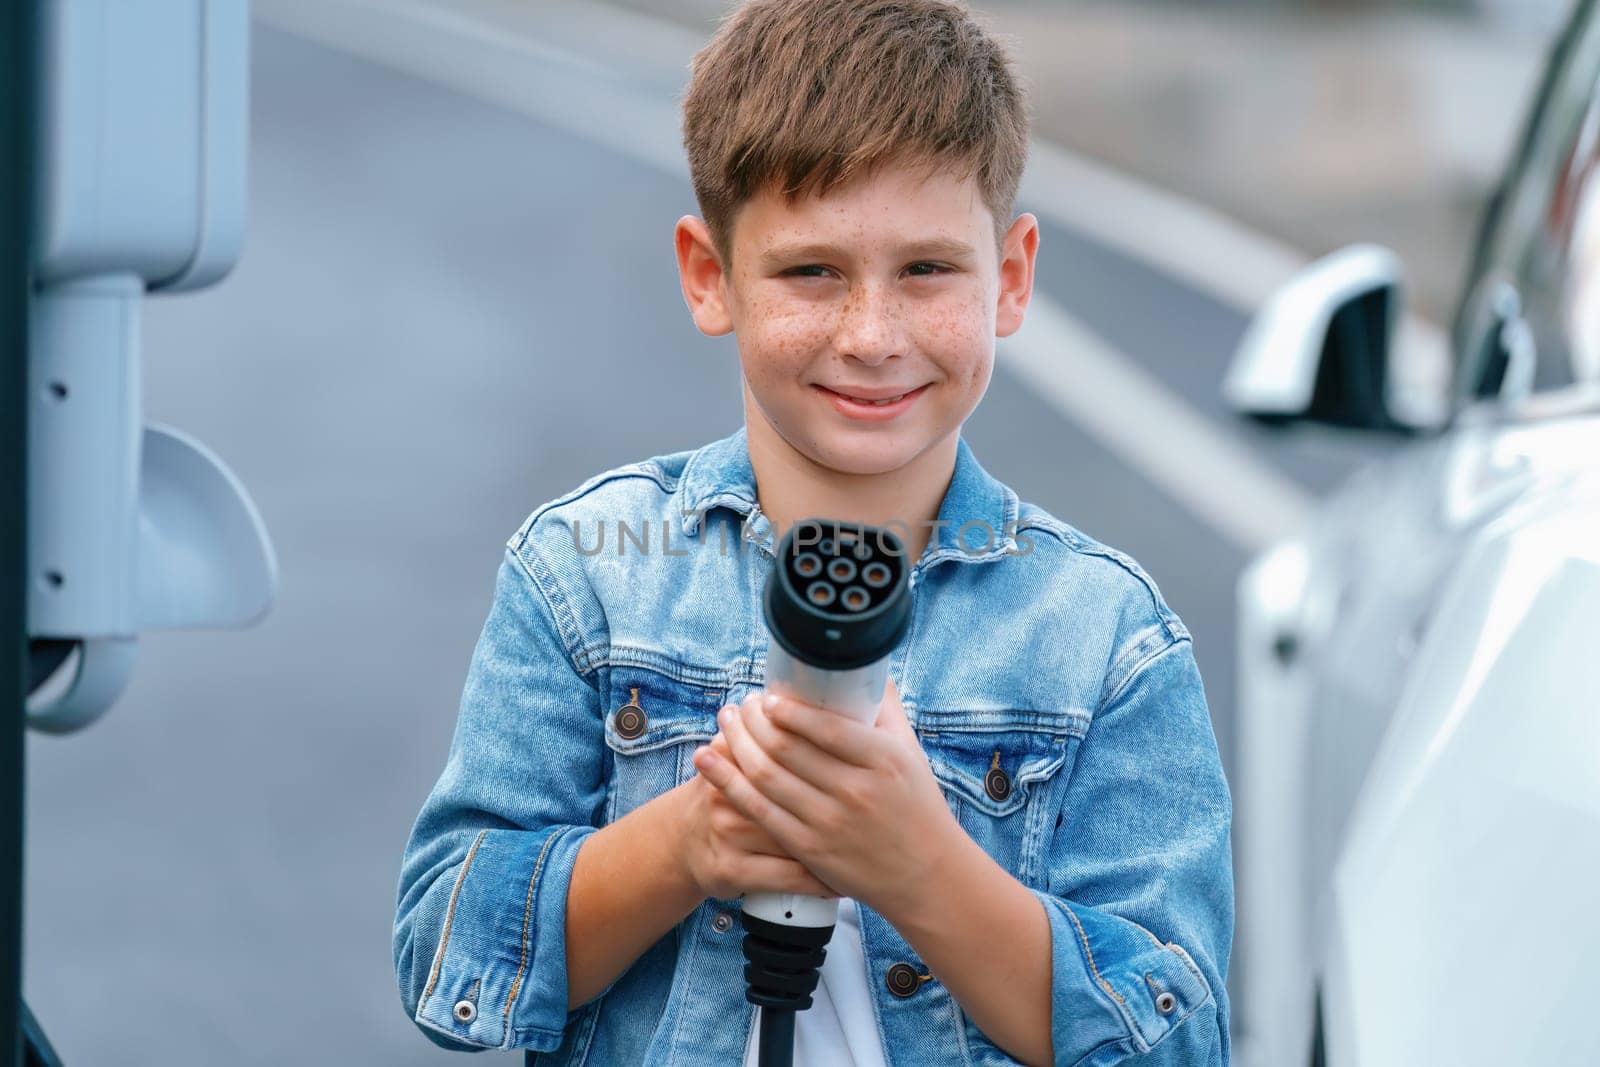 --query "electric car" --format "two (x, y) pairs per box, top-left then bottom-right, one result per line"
(1224, 2), (1600, 1064)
